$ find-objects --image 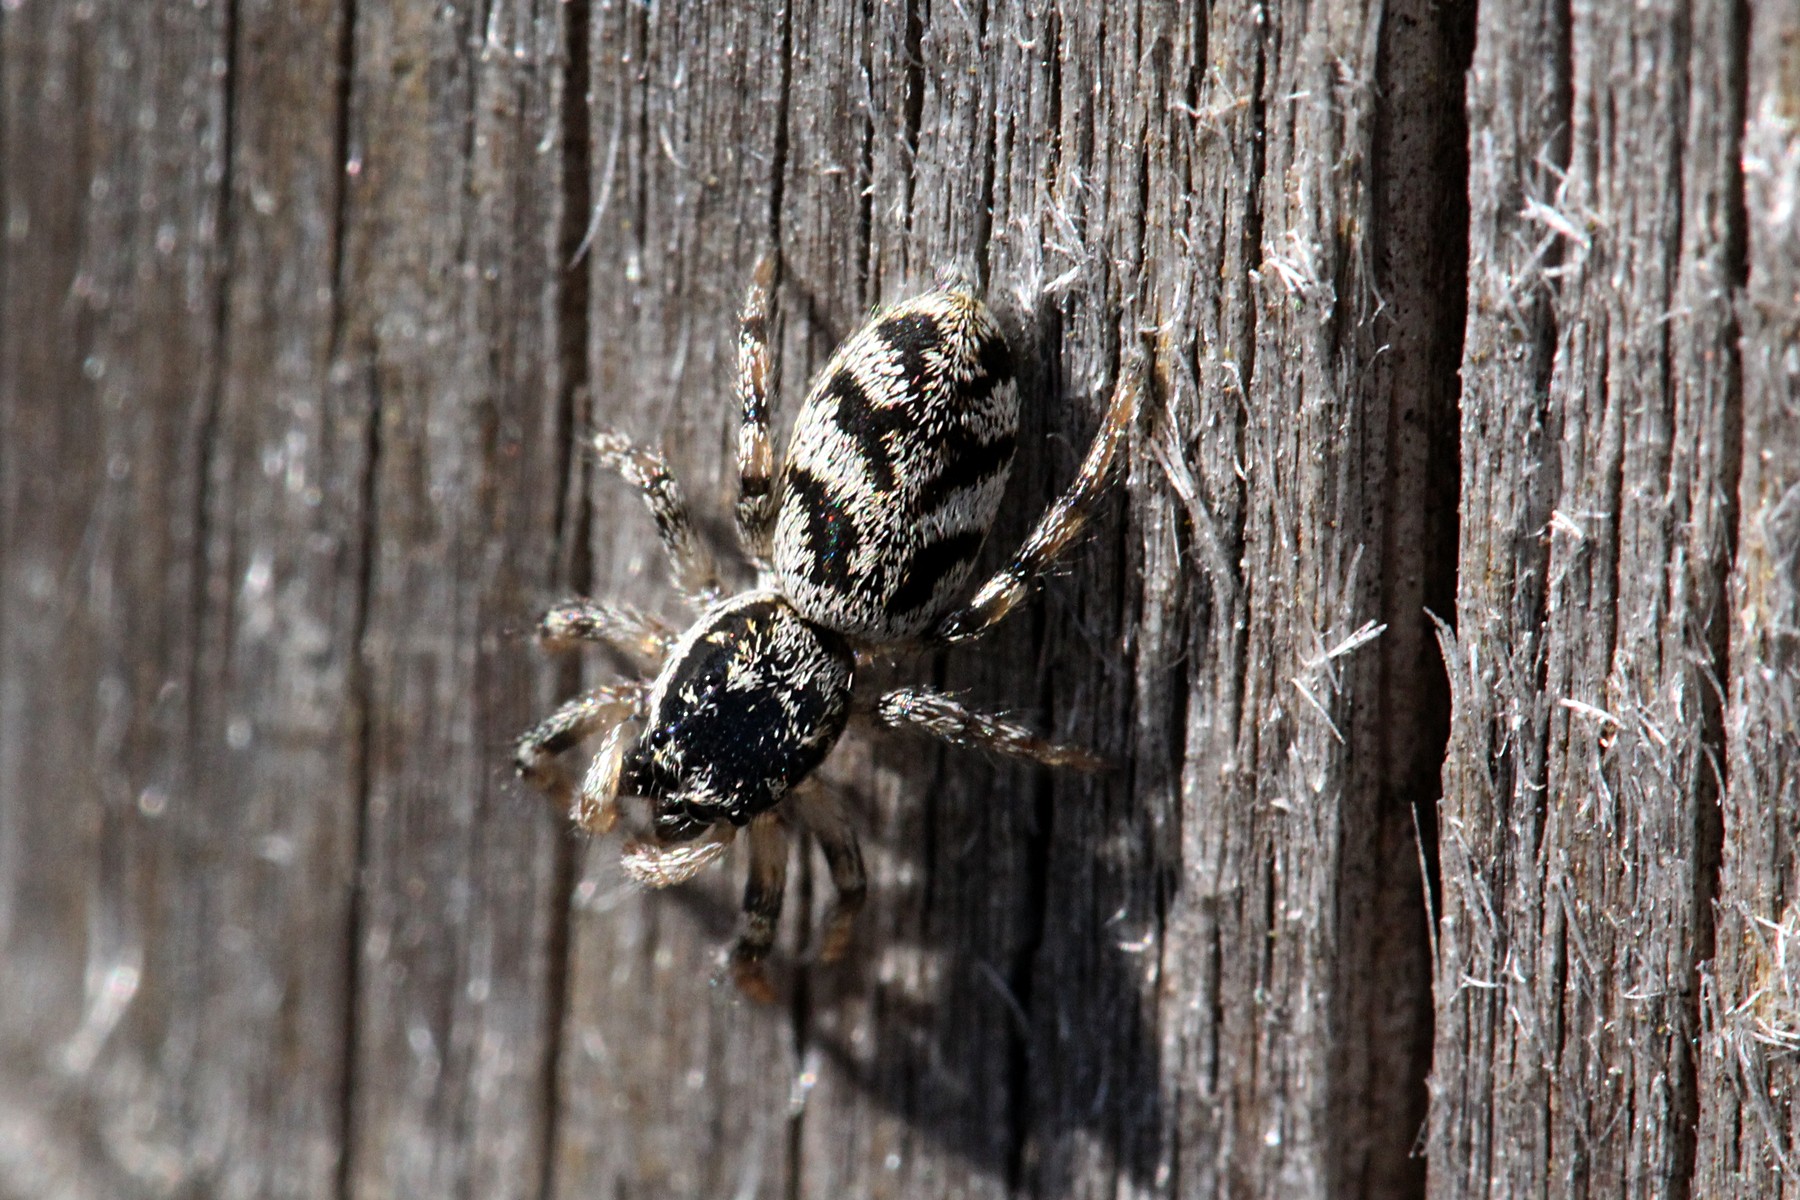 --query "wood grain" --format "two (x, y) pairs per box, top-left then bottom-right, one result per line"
(1695, 0), (1800, 1192)
(1430, 0), (1750, 1195)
